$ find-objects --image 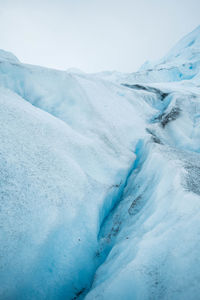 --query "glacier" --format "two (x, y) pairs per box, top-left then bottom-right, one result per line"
(0, 26), (200, 300)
